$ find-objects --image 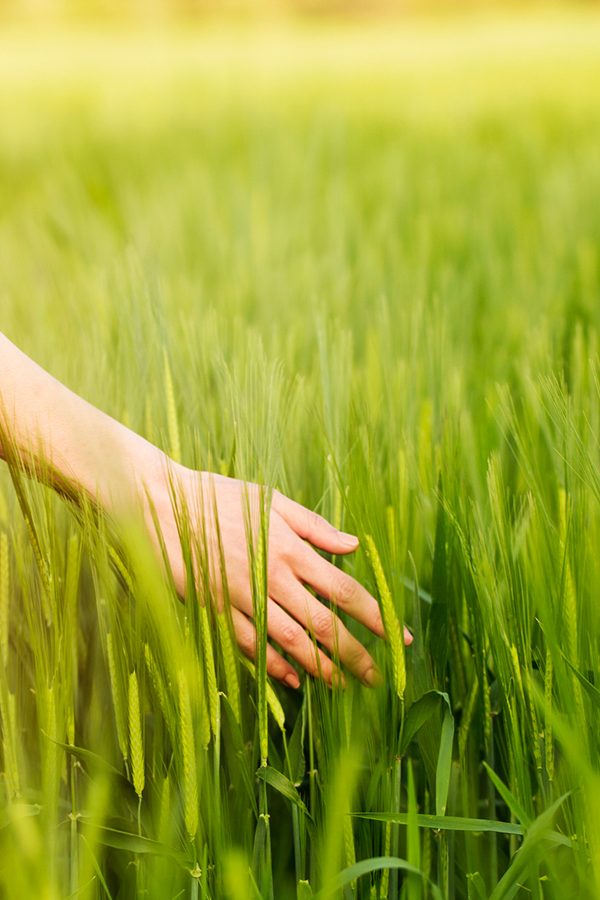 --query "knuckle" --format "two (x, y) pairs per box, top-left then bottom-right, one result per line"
(311, 611), (336, 644)
(305, 509), (324, 535)
(344, 640), (369, 672)
(279, 621), (305, 650)
(276, 532), (300, 567)
(334, 575), (356, 607)
(235, 628), (255, 656)
(267, 559), (286, 592)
